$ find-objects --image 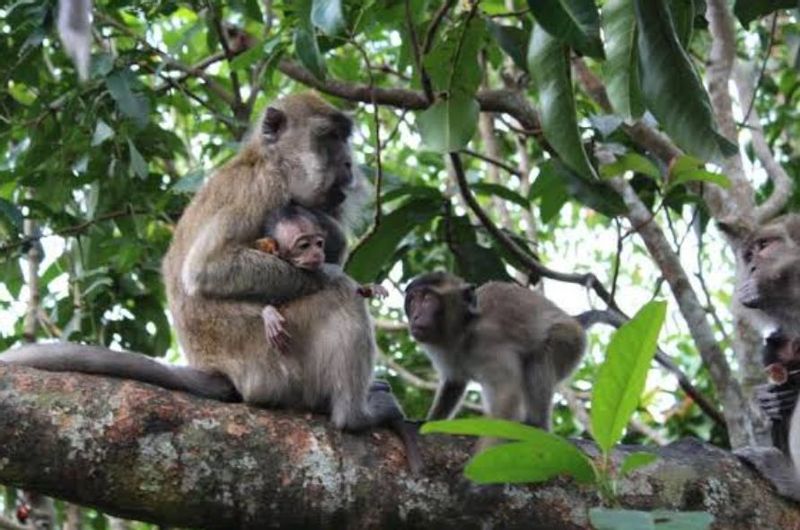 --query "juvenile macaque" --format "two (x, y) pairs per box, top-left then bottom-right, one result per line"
(404, 272), (586, 431)
(725, 214), (800, 500)
(254, 204), (387, 351)
(3, 93), (421, 472)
